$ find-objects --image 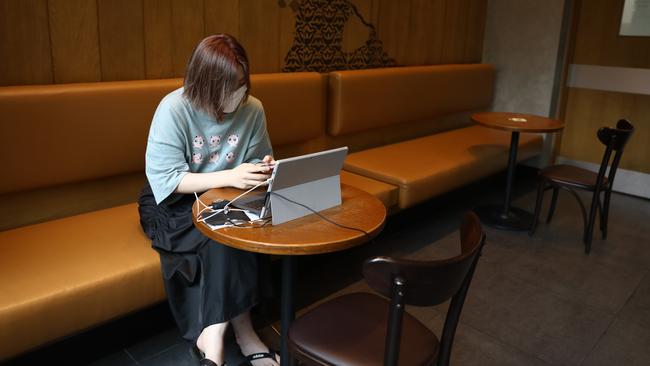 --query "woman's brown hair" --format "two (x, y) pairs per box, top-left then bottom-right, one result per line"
(183, 34), (250, 121)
